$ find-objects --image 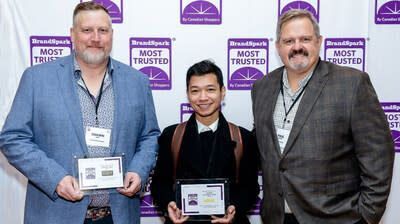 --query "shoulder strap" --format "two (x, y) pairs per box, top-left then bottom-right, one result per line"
(171, 122), (187, 180)
(170, 121), (243, 183)
(228, 122), (243, 184)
